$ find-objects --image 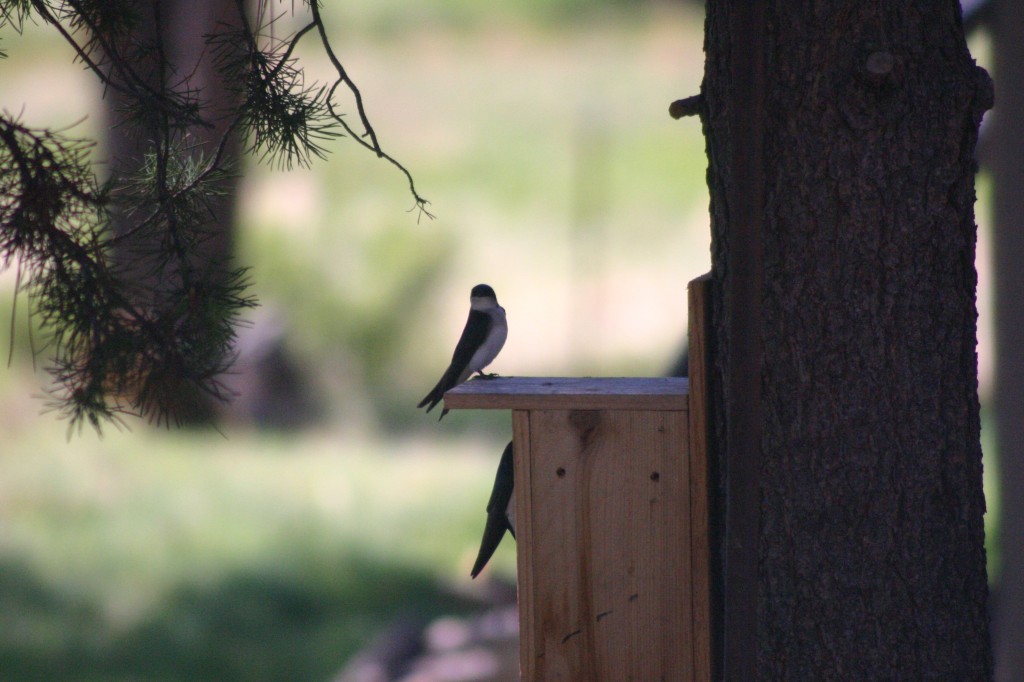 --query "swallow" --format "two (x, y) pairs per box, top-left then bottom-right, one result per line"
(471, 440), (516, 578)
(418, 283), (507, 419)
